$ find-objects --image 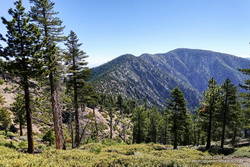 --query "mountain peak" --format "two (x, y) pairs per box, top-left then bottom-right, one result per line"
(91, 49), (249, 108)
